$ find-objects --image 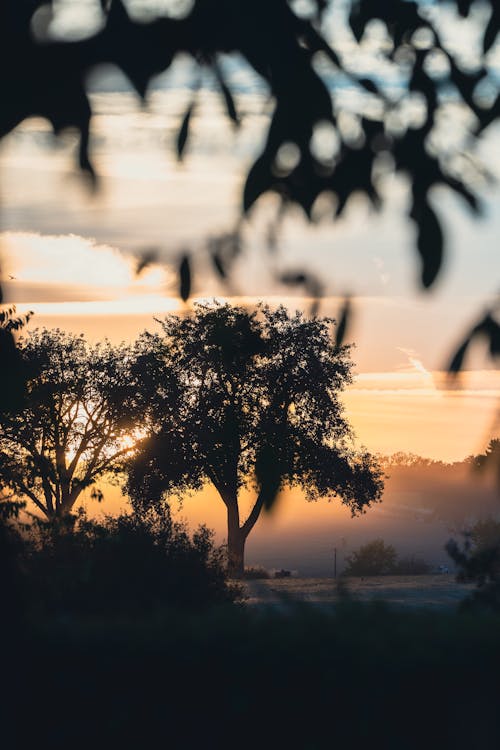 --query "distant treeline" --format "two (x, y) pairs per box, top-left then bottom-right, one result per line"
(378, 443), (500, 526)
